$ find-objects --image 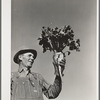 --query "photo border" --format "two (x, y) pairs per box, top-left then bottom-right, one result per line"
(1, 0), (99, 100)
